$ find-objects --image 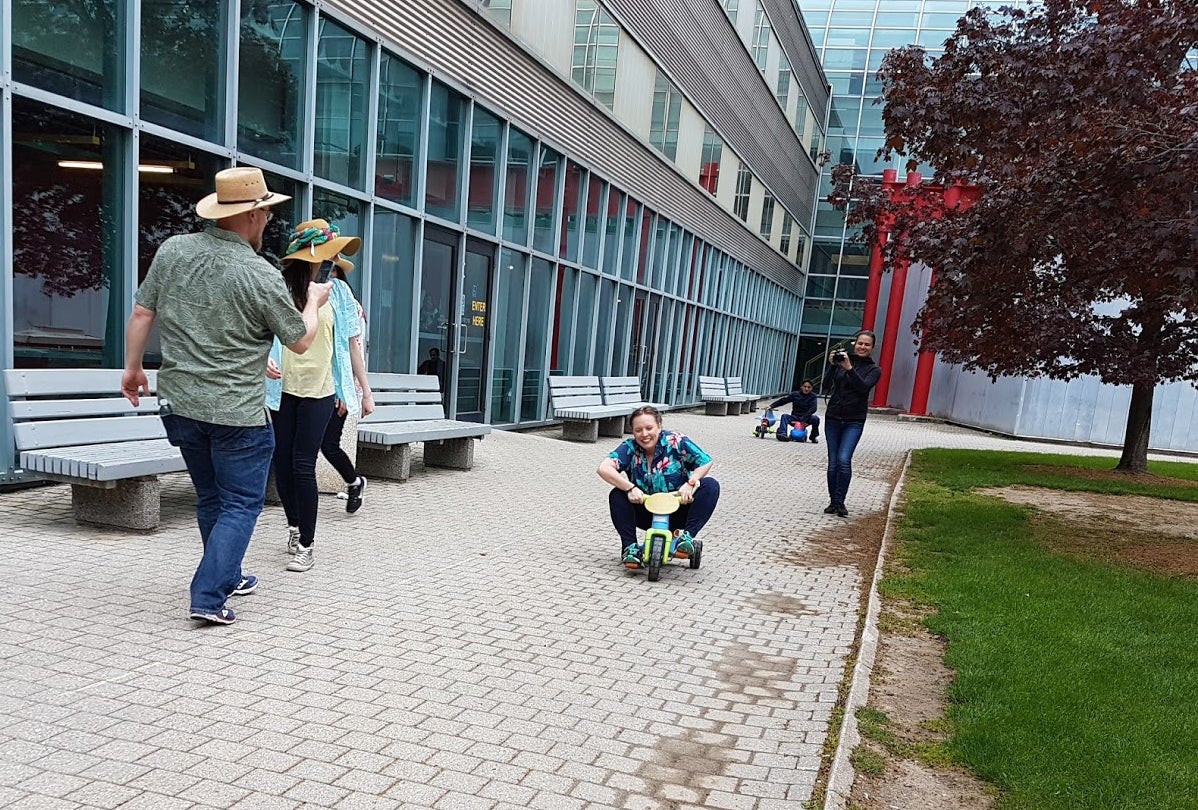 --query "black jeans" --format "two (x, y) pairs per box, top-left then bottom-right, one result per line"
(271, 392), (335, 547)
(320, 407), (357, 484)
